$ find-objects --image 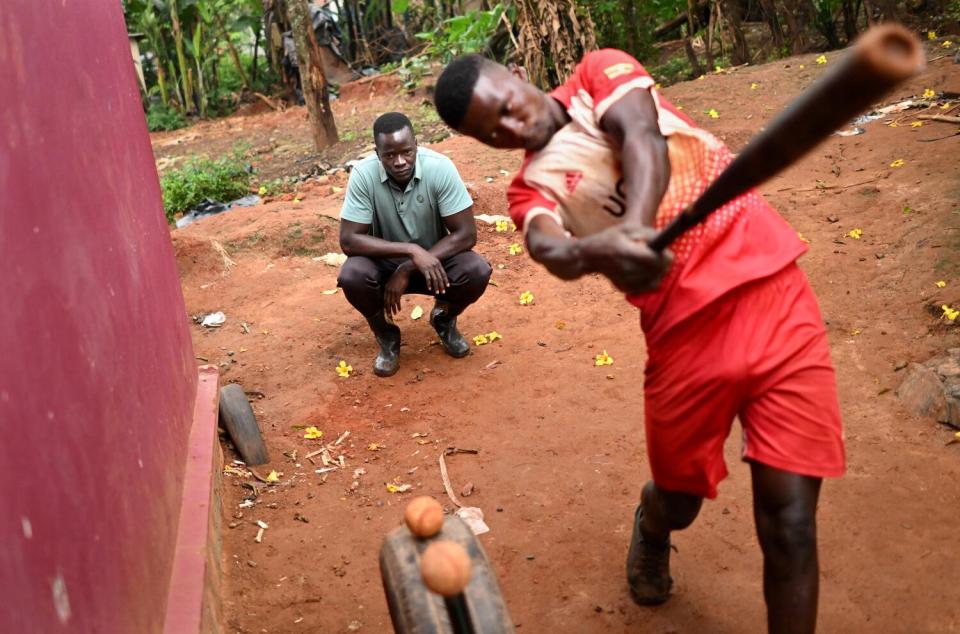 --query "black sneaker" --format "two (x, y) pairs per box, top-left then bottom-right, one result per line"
(626, 505), (673, 605)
